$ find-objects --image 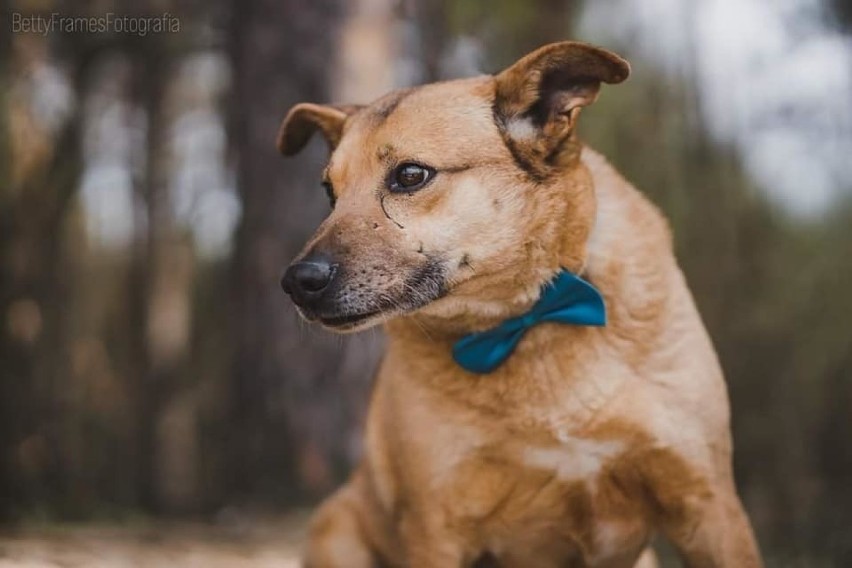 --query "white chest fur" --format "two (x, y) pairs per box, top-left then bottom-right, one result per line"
(522, 437), (625, 482)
